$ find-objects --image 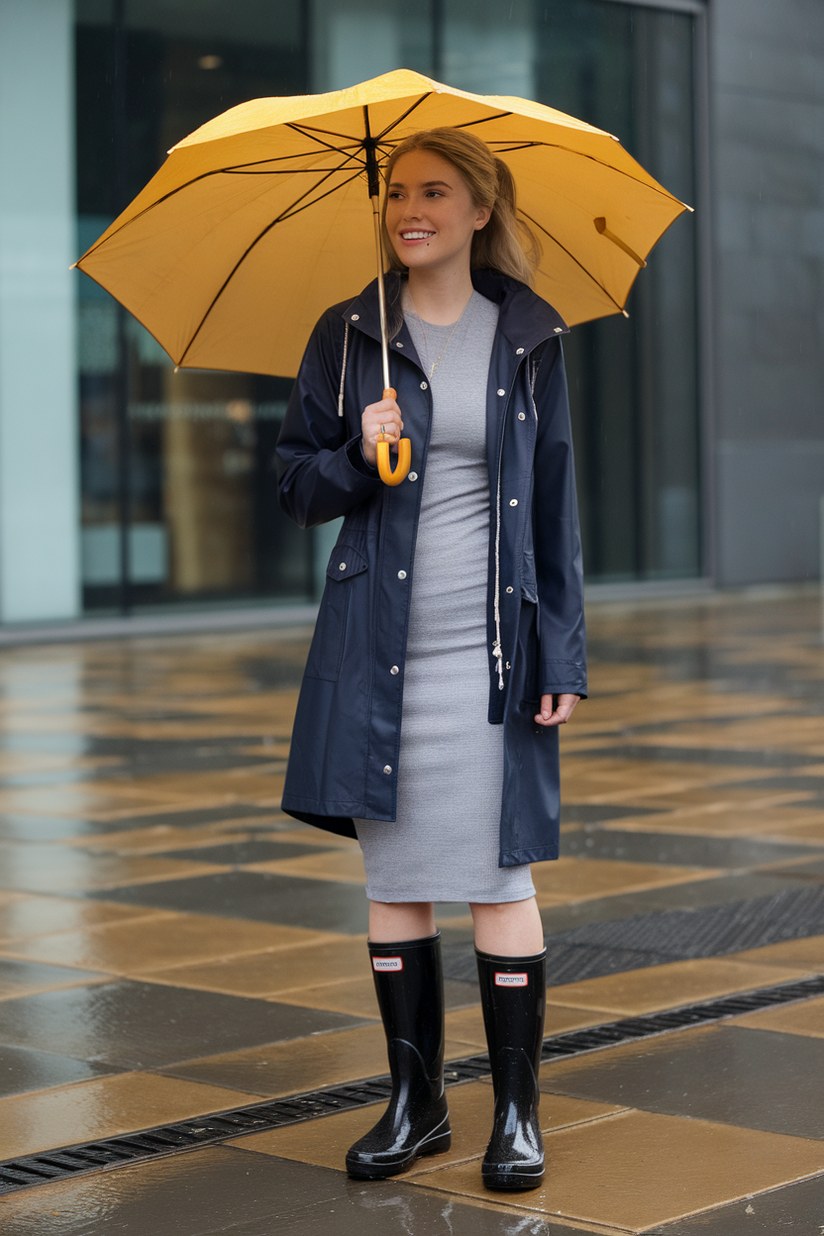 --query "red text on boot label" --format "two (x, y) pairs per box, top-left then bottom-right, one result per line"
(373, 956), (403, 971)
(495, 972), (528, 986)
